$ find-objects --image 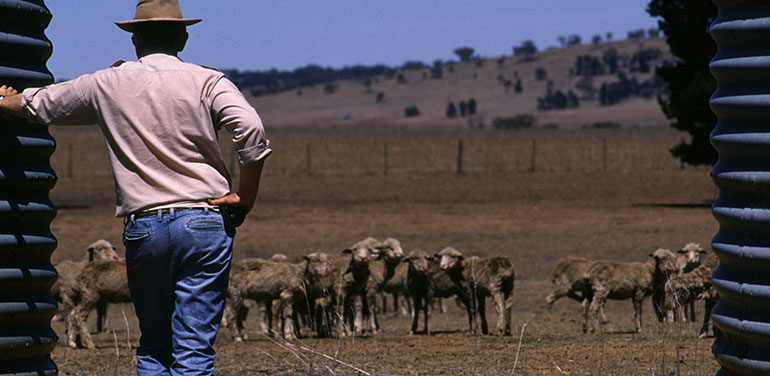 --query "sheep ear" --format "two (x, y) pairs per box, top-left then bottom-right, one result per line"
(402, 257), (411, 263)
(426, 255), (435, 261)
(676, 249), (686, 254)
(648, 252), (654, 258)
(304, 255), (311, 261)
(458, 255), (464, 261)
(342, 248), (353, 255)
